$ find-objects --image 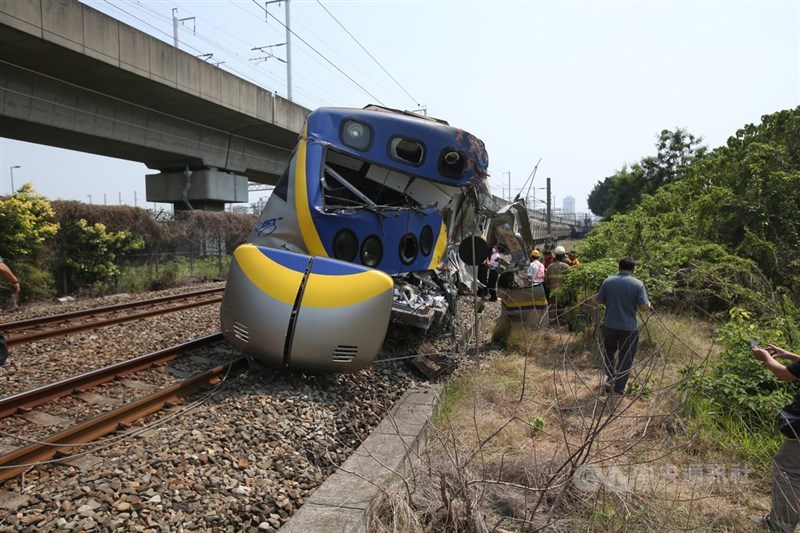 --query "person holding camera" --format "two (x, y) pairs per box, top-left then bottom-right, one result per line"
(752, 343), (800, 531)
